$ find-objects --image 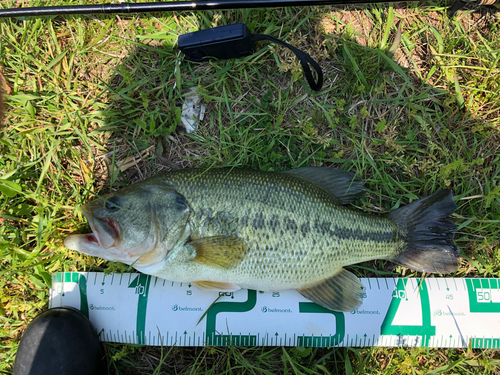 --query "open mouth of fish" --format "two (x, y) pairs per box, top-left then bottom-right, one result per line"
(81, 209), (120, 249)
(64, 206), (163, 266)
(64, 208), (121, 257)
